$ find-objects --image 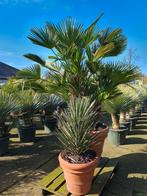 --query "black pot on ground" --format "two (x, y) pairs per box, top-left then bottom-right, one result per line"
(32, 114), (43, 130)
(0, 135), (10, 155)
(44, 117), (57, 134)
(120, 121), (131, 134)
(108, 127), (127, 146)
(129, 116), (138, 130)
(18, 124), (36, 142)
